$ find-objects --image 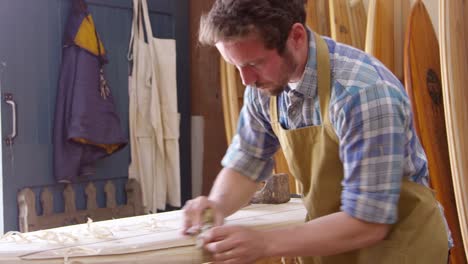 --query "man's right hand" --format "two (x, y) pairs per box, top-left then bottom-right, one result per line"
(181, 168), (258, 235)
(181, 196), (225, 235)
